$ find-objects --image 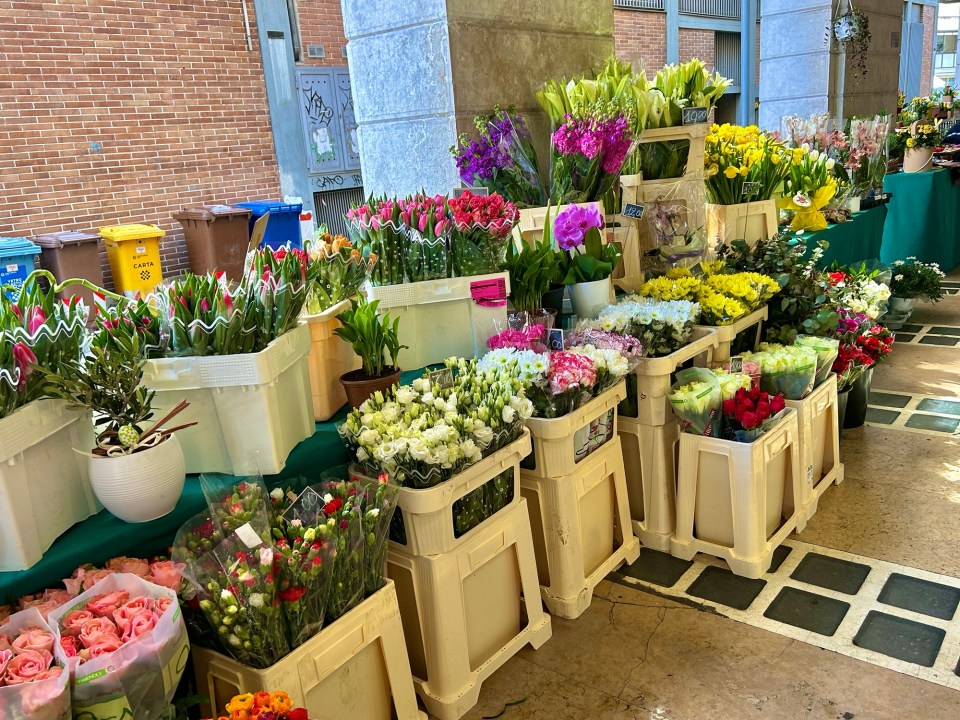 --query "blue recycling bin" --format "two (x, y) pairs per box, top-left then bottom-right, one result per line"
(236, 200), (303, 250)
(0, 237), (41, 299)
